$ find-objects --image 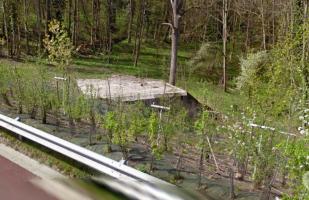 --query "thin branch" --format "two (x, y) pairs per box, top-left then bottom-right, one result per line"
(161, 22), (174, 30)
